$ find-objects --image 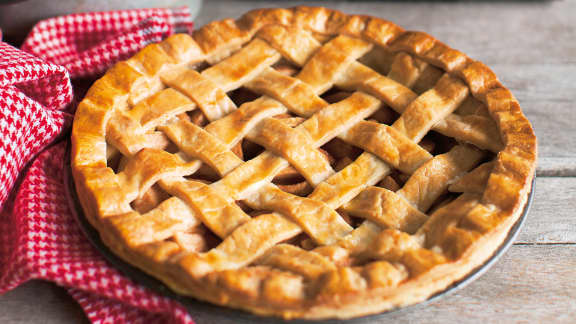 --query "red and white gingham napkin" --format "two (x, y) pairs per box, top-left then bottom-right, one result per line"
(0, 7), (196, 323)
